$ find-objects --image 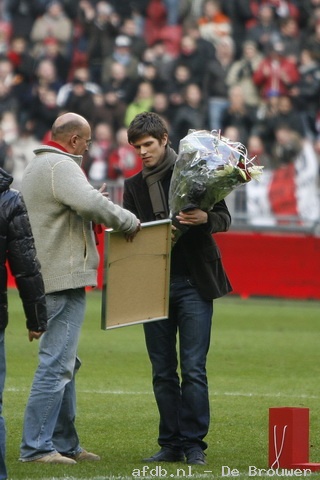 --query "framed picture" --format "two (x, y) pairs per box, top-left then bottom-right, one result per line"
(101, 219), (171, 330)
